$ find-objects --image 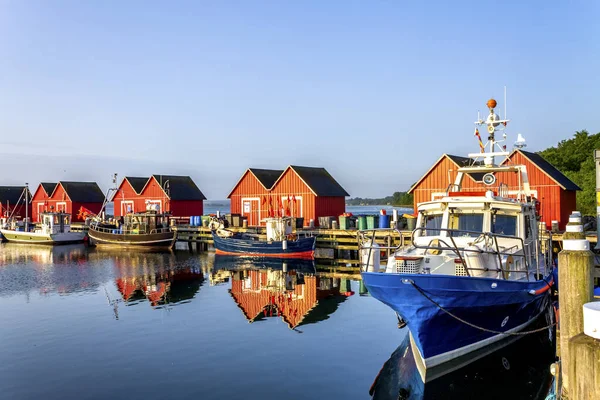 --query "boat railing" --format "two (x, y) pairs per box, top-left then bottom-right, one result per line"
(357, 228), (406, 250)
(410, 227), (532, 280)
(90, 223), (171, 235)
(359, 227), (537, 280)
